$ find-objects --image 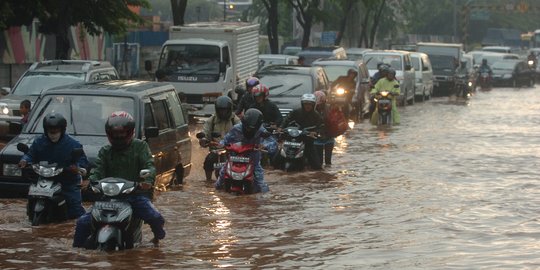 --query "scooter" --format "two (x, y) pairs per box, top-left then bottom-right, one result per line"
(273, 126), (317, 172)
(478, 71), (492, 91)
(372, 90), (394, 125)
(196, 132), (227, 180)
(454, 74), (472, 99)
(221, 142), (261, 195)
(330, 83), (354, 120)
(85, 170), (151, 251)
(17, 143), (85, 226)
